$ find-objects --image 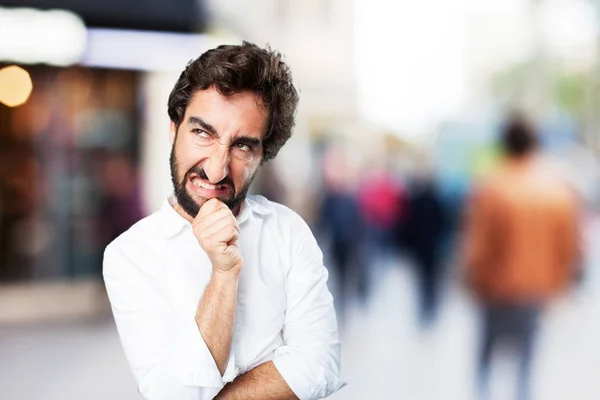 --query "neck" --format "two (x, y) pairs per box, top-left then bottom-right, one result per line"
(508, 152), (534, 164)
